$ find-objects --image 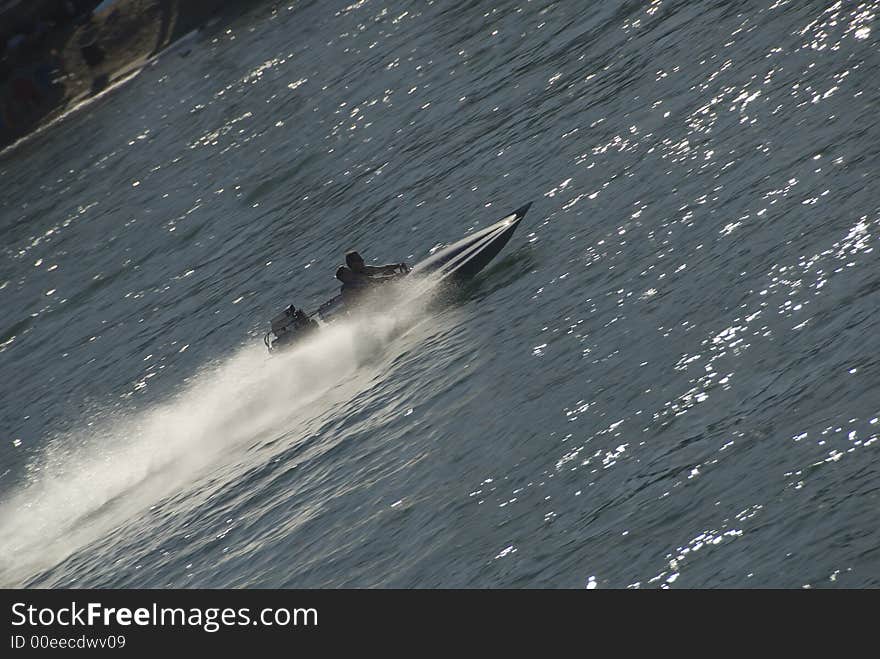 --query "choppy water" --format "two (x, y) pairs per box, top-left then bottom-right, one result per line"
(1, 0), (879, 588)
